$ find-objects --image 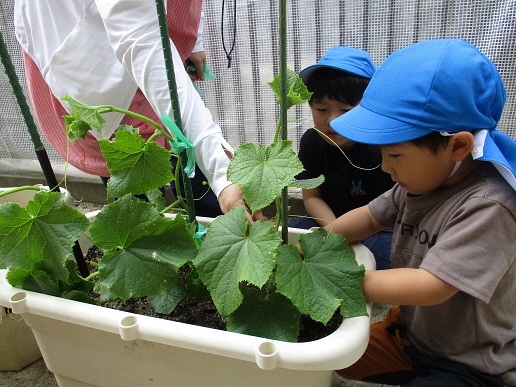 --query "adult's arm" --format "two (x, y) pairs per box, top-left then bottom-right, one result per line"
(95, 0), (233, 197)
